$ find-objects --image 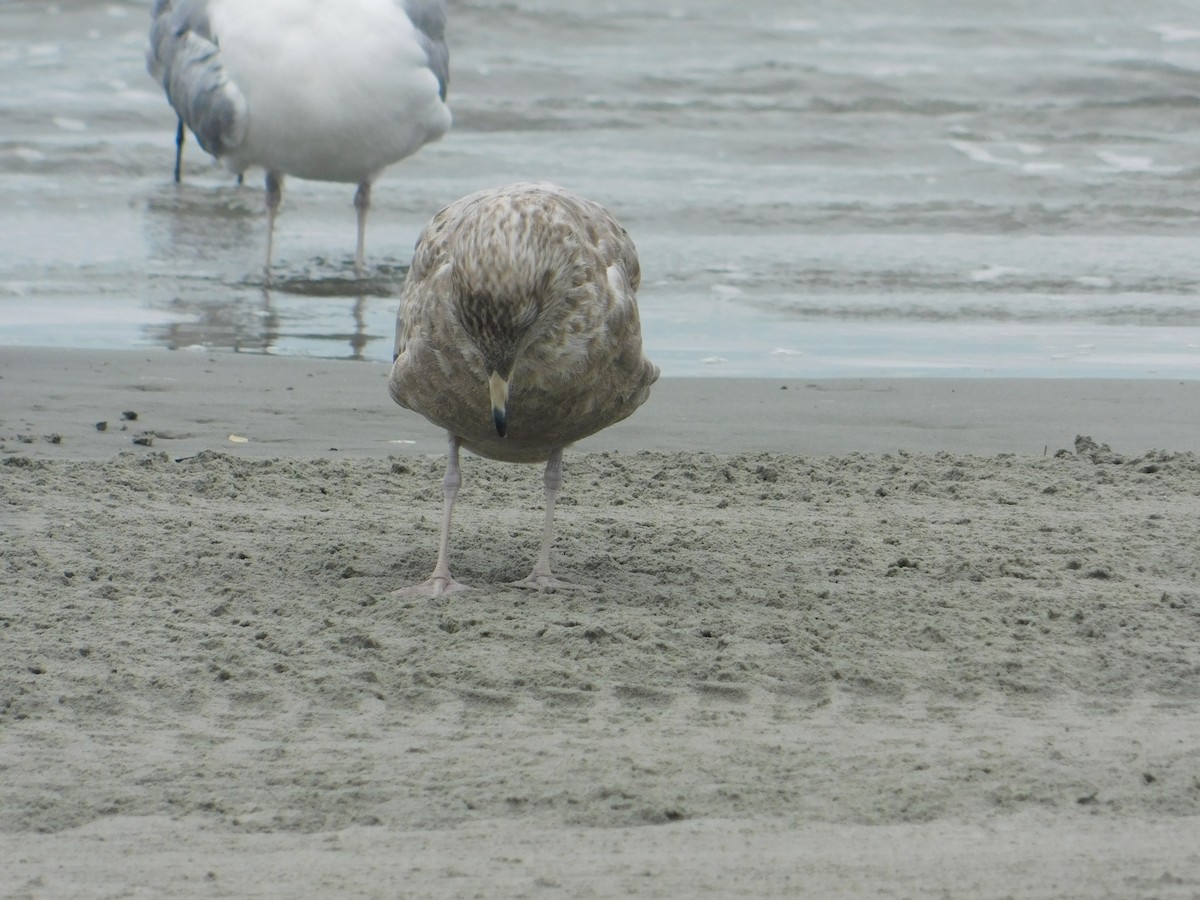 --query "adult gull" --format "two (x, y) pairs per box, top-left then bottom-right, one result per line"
(389, 183), (660, 596)
(146, 0), (188, 183)
(147, 0), (451, 276)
